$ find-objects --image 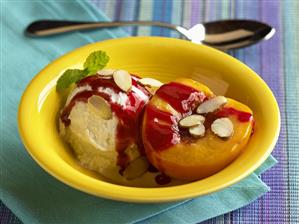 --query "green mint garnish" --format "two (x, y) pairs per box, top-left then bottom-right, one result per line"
(56, 69), (85, 92)
(56, 50), (109, 92)
(83, 51), (110, 74)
